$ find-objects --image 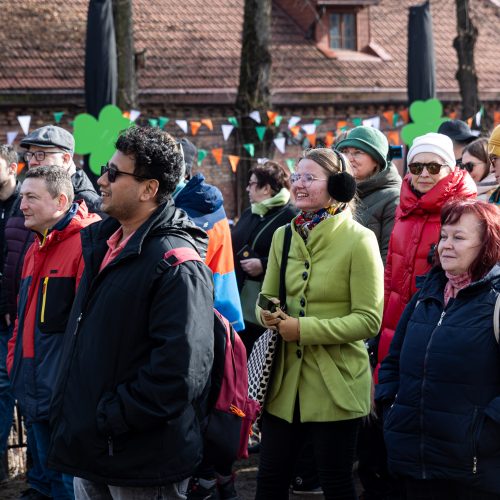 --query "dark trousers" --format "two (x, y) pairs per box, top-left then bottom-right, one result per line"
(405, 478), (500, 500)
(256, 409), (360, 500)
(241, 321), (265, 359)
